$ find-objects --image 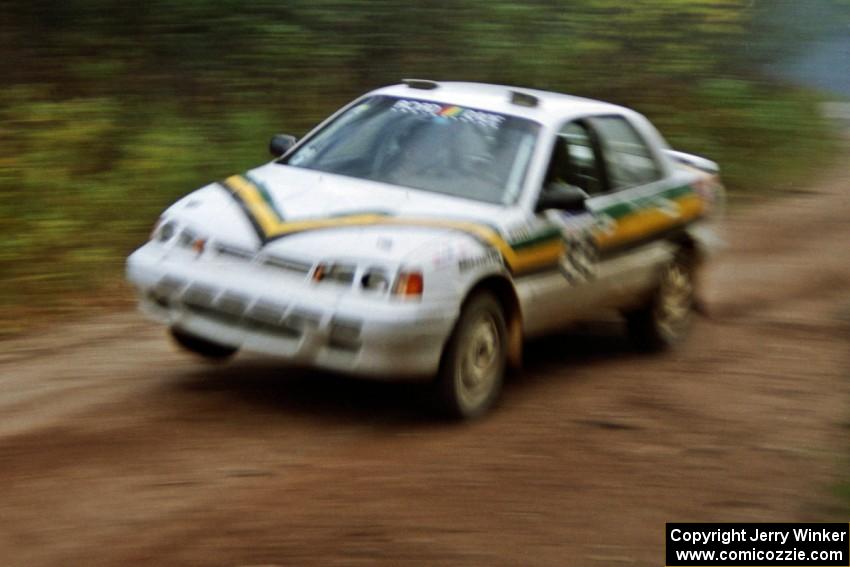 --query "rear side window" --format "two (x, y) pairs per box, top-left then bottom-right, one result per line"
(591, 116), (662, 190)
